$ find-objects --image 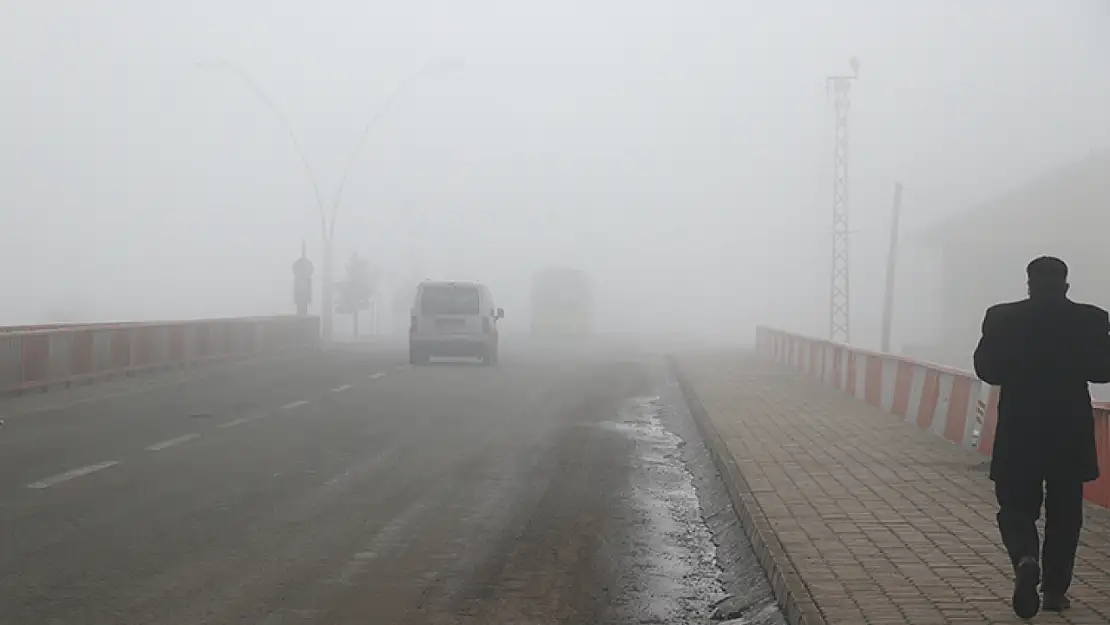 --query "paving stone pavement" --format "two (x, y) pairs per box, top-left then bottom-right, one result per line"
(675, 351), (1110, 625)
